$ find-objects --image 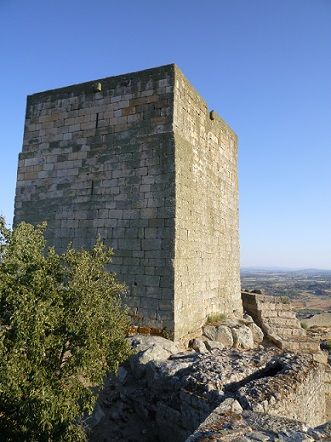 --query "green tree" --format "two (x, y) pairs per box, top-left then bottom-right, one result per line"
(0, 217), (132, 441)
